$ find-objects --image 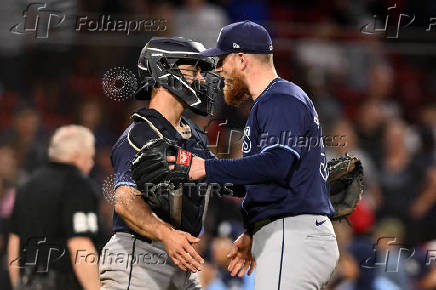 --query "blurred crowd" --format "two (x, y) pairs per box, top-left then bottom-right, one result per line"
(0, 0), (435, 289)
